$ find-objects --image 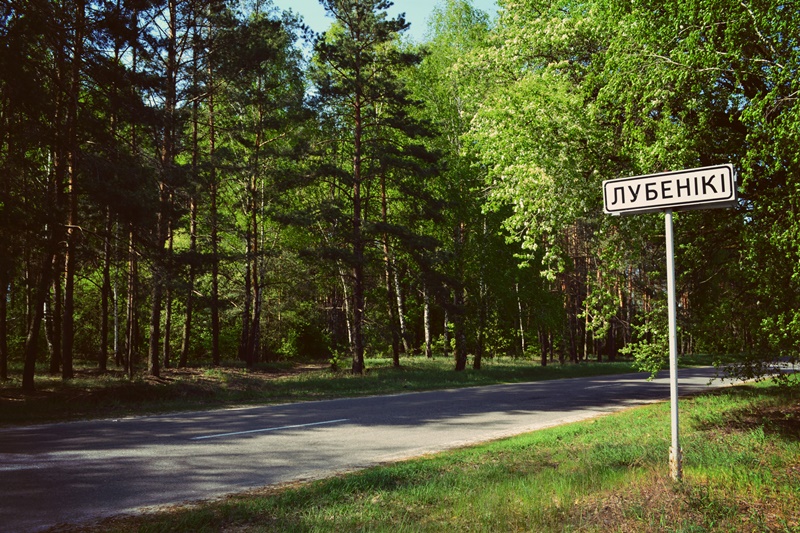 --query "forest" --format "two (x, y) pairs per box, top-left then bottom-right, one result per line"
(1, 0), (798, 392)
